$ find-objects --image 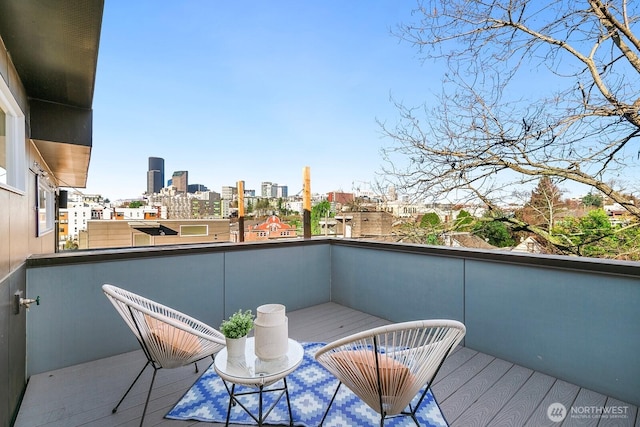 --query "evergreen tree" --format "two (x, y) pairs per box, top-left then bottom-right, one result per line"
(518, 177), (564, 232)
